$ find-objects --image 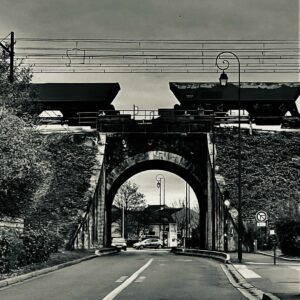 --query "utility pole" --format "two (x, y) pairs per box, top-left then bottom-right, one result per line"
(188, 184), (190, 241)
(185, 182), (188, 248)
(0, 32), (14, 82)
